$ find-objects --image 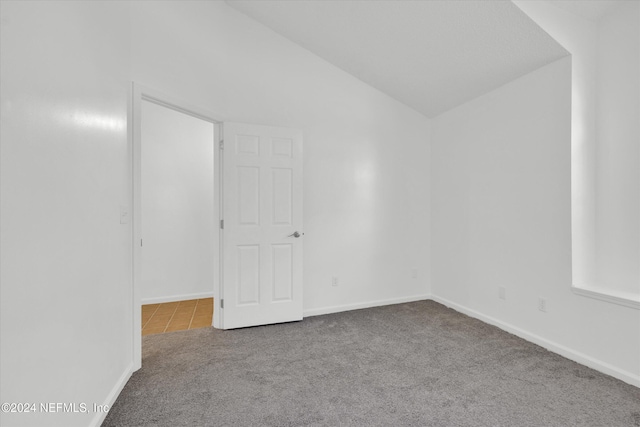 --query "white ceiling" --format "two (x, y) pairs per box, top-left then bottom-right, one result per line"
(549, 0), (626, 21)
(226, 0), (569, 118)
